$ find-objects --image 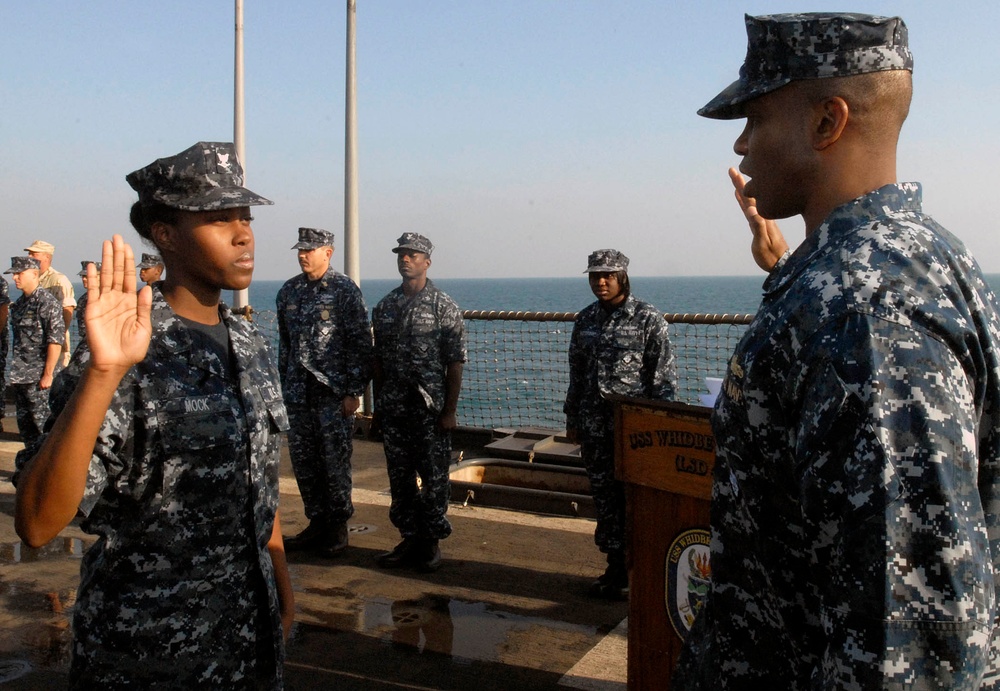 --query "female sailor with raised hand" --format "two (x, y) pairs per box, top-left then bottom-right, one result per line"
(13, 142), (293, 689)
